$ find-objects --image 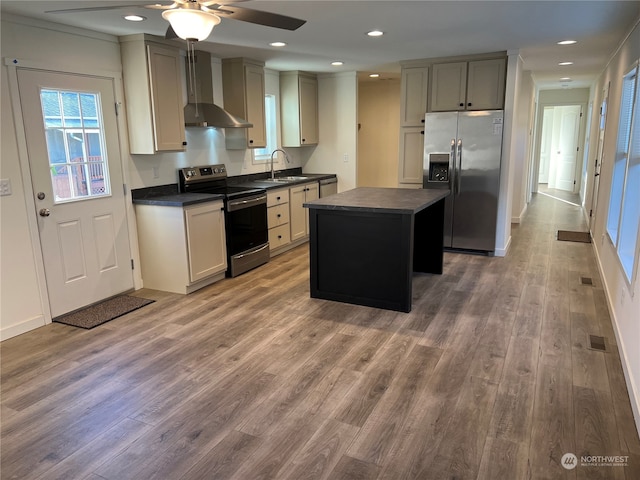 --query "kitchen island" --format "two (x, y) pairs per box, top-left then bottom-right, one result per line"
(304, 187), (450, 312)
